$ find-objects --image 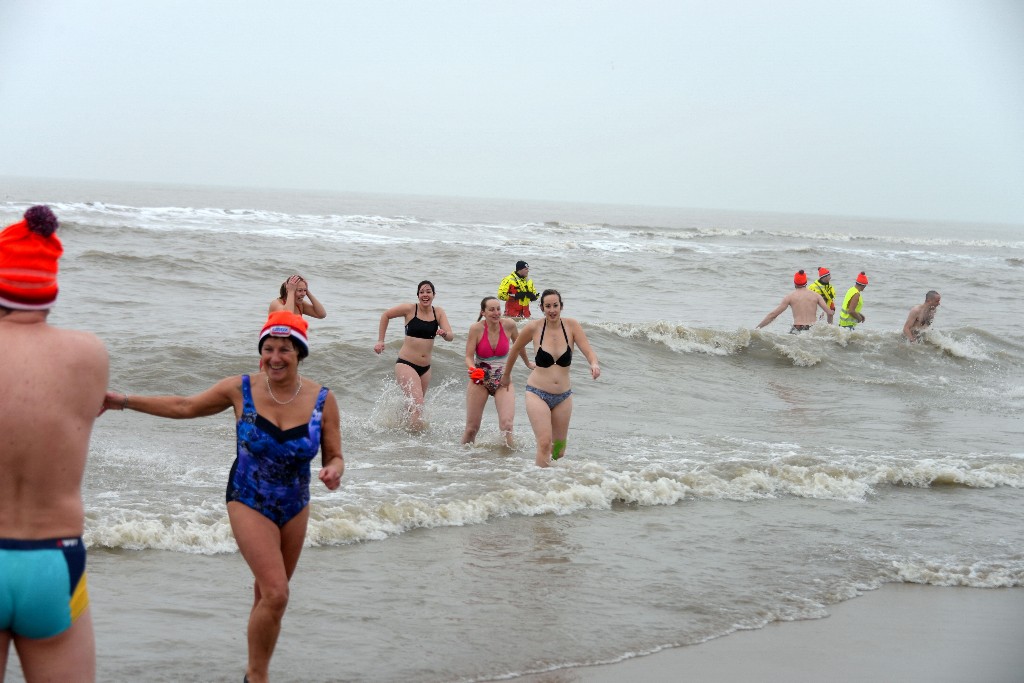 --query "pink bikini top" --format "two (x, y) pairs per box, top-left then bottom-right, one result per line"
(475, 323), (510, 360)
